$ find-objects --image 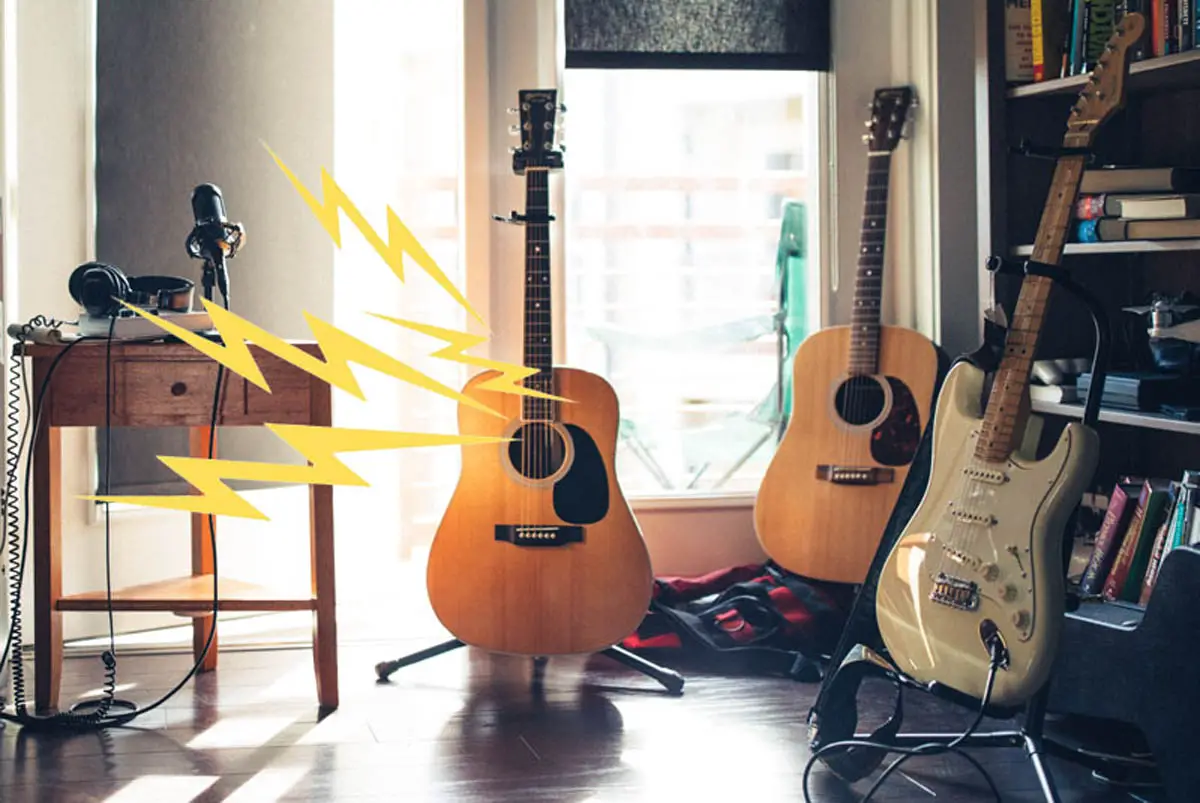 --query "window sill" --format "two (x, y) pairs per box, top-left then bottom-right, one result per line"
(629, 493), (756, 512)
